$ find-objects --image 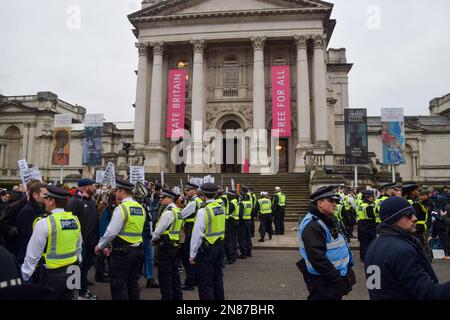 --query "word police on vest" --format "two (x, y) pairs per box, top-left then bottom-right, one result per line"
(60, 219), (78, 230)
